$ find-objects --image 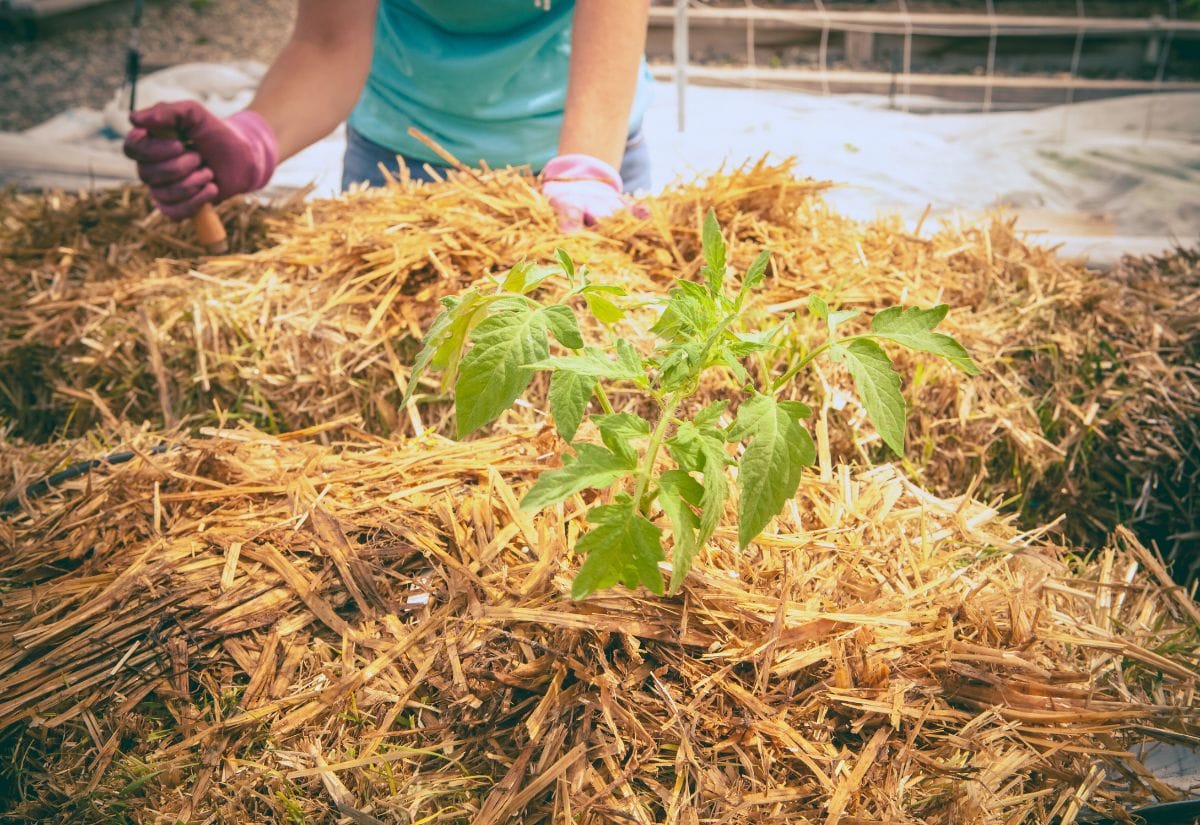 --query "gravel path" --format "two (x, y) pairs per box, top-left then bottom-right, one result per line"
(0, 0), (295, 132)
